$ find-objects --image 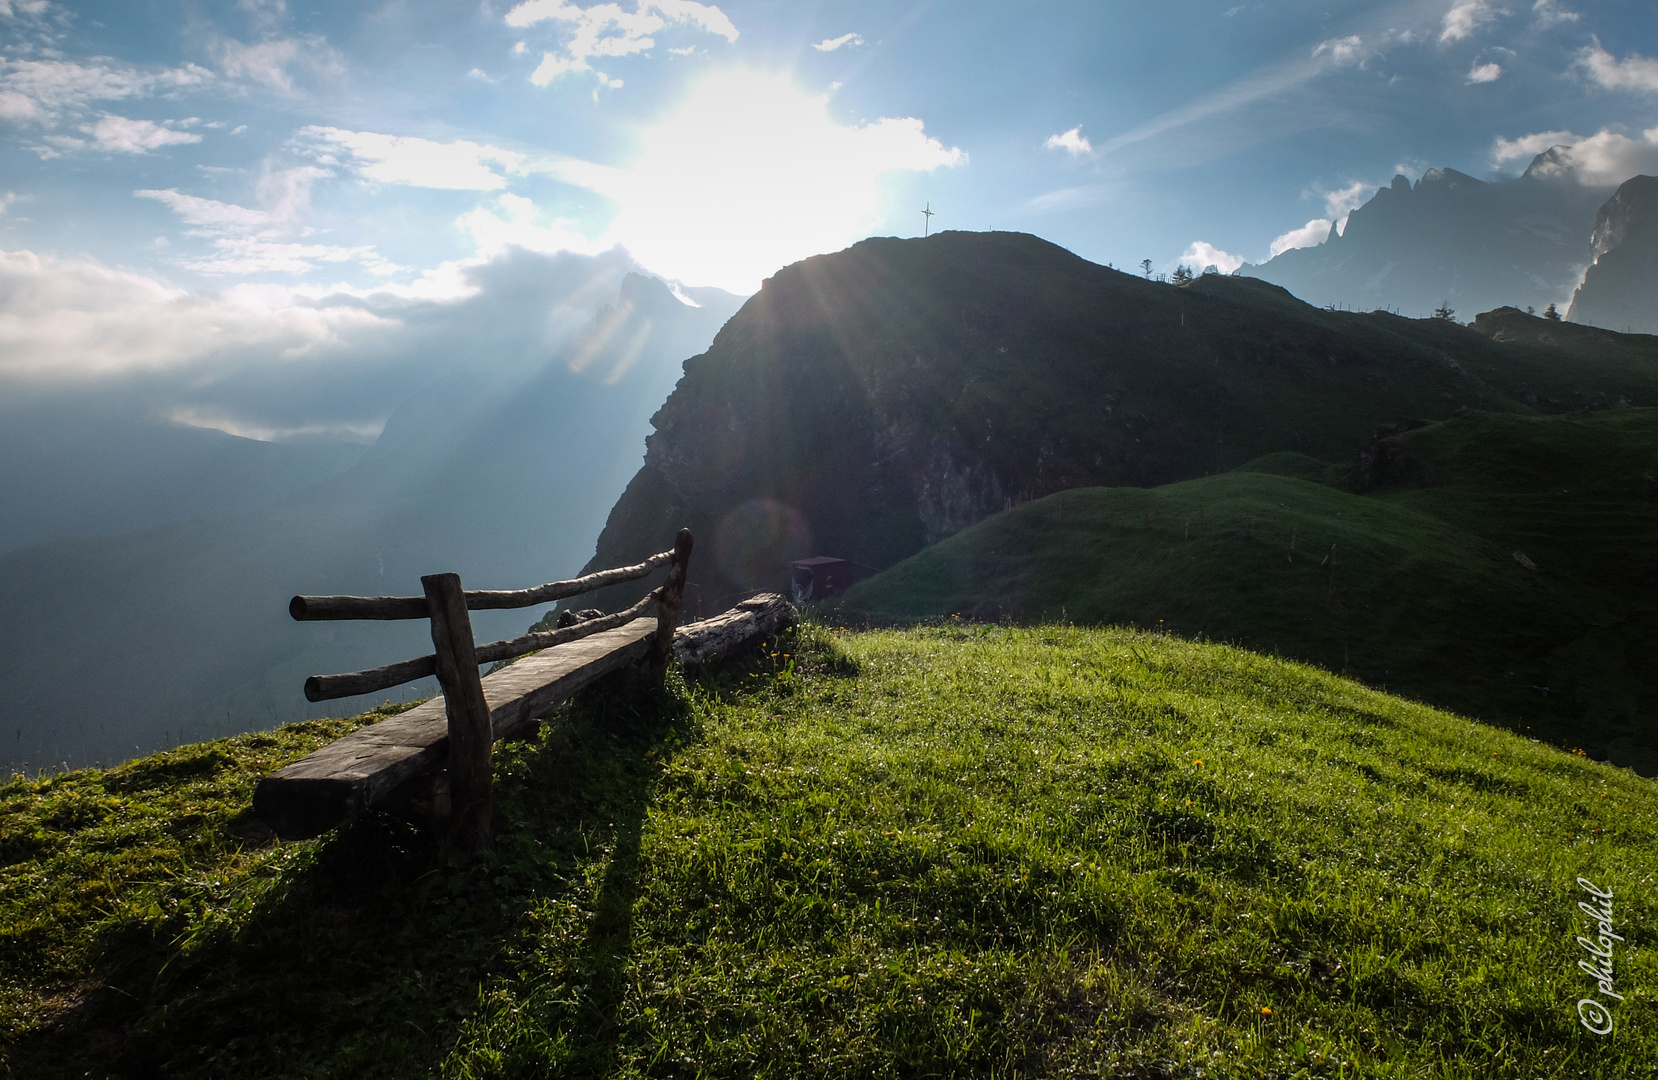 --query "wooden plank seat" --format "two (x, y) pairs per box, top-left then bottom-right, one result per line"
(254, 592), (799, 841)
(256, 617), (660, 840)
